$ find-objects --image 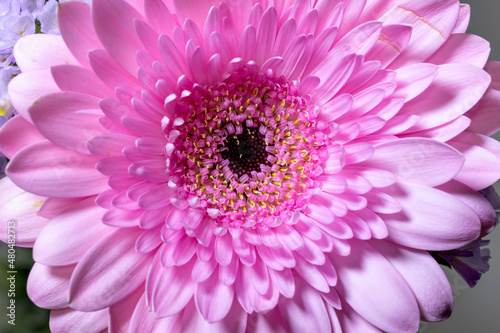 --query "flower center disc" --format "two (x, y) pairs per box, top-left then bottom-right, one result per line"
(219, 126), (270, 176)
(168, 68), (325, 228)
